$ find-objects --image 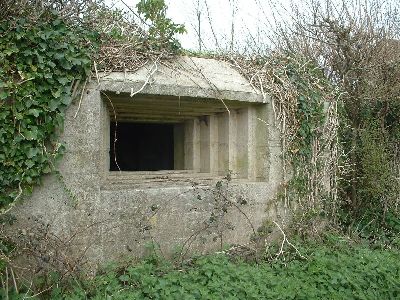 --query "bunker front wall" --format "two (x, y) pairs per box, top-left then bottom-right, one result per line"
(9, 80), (284, 269)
